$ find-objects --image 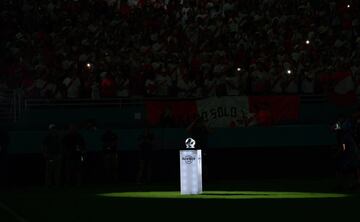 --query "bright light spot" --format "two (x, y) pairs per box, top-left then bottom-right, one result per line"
(237, 67), (241, 72)
(287, 69), (292, 74)
(306, 40), (310, 44)
(86, 63), (91, 68)
(347, 4), (350, 8)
